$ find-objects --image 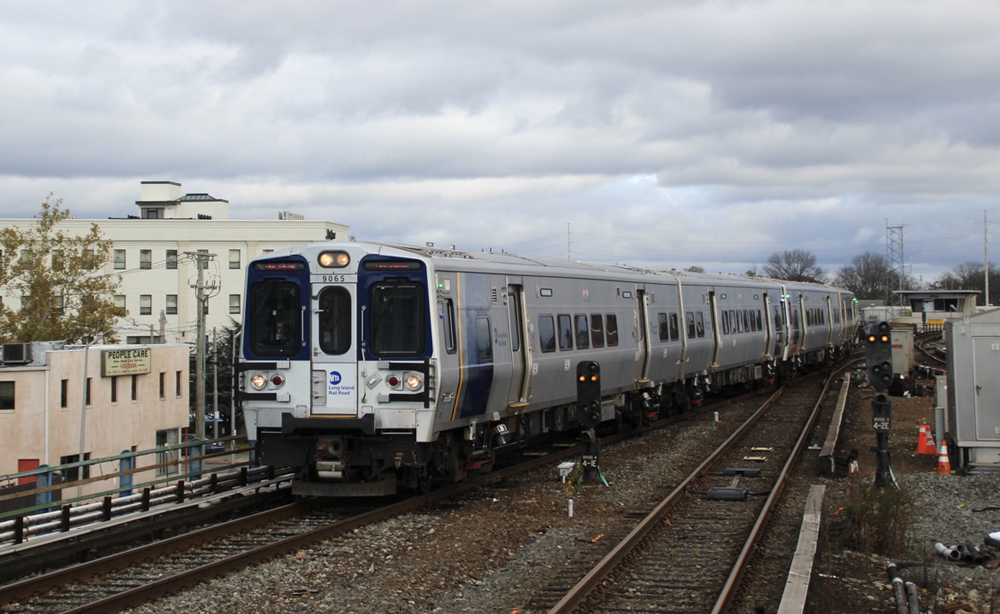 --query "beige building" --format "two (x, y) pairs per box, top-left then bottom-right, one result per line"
(0, 342), (189, 494)
(1, 180), (350, 345)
